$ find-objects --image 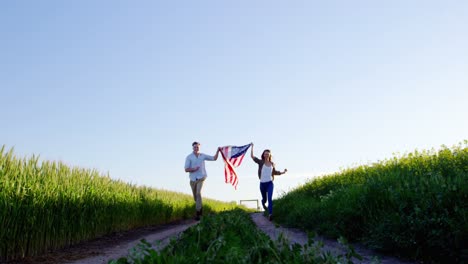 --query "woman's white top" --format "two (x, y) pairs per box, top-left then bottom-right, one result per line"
(260, 164), (273, 183)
